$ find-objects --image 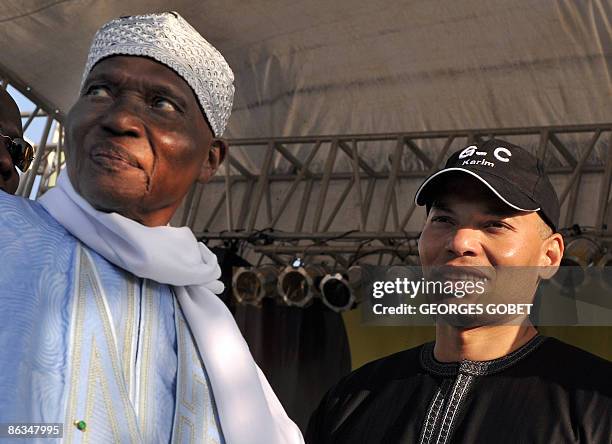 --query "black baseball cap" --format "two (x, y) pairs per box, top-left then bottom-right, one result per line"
(414, 139), (560, 231)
